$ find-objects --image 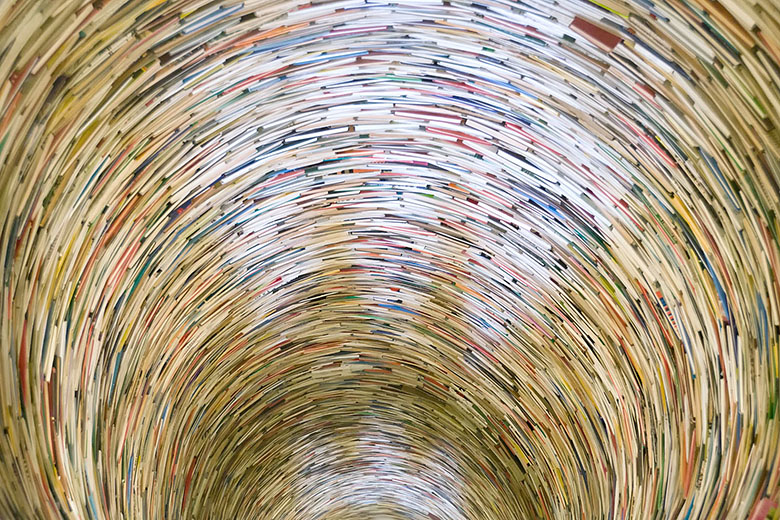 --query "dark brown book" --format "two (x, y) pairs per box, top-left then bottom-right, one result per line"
(570, 16), (623, 52)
